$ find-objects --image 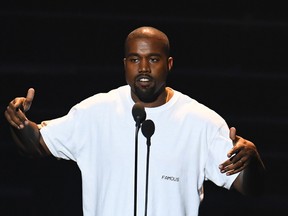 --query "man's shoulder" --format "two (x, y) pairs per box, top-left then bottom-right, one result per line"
(78, 85), (129, 105)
